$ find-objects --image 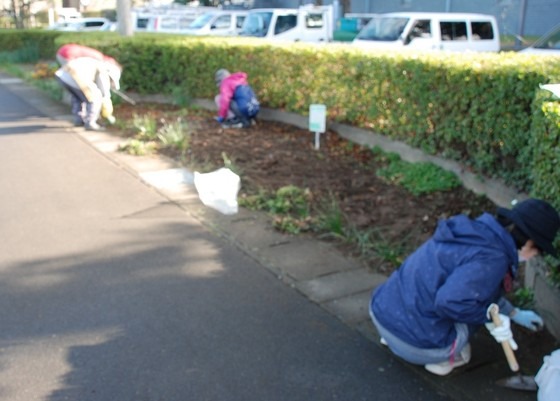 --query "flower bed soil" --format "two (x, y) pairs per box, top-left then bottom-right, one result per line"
(111, 103), (497, 270)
